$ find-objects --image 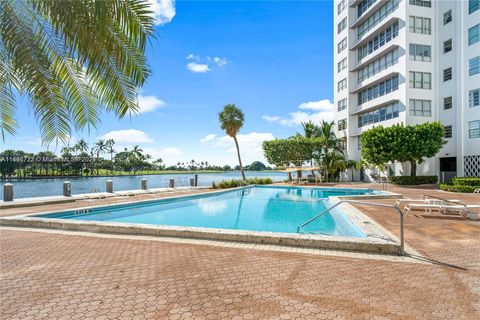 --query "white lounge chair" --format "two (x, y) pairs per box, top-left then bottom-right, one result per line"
(474, 188), (480, 194)
(403, 199), (445, 215)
